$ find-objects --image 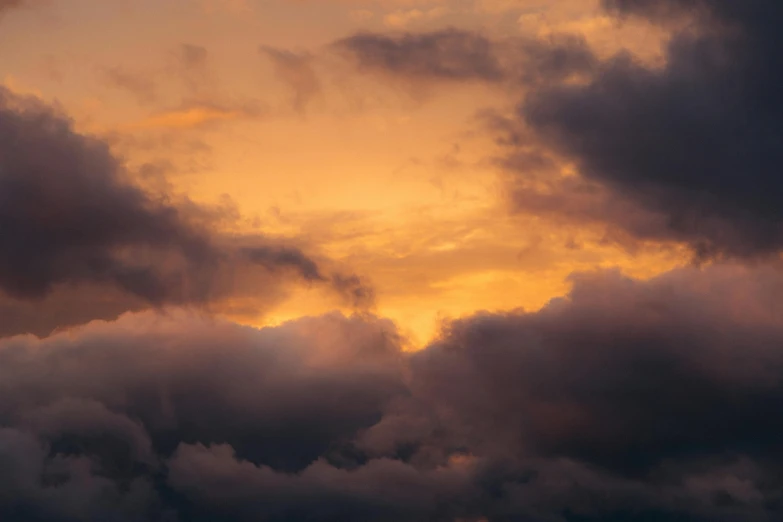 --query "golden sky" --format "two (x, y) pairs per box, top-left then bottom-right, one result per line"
(5, 2), (783, 519)
(0, 0), (684, 346)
